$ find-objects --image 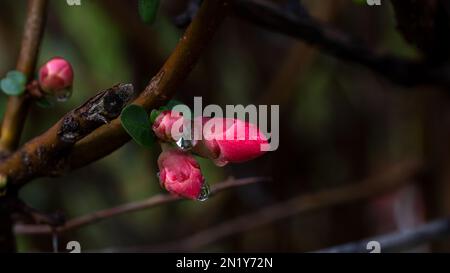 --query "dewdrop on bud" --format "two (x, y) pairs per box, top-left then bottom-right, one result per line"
(54, 88), (73, 102)
(197, 182), (210, 202)
(38, 57), (74, 101)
